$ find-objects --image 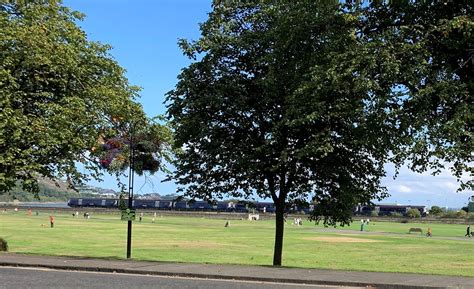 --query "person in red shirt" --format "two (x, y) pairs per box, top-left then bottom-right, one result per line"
(49, 215), (55, 228)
